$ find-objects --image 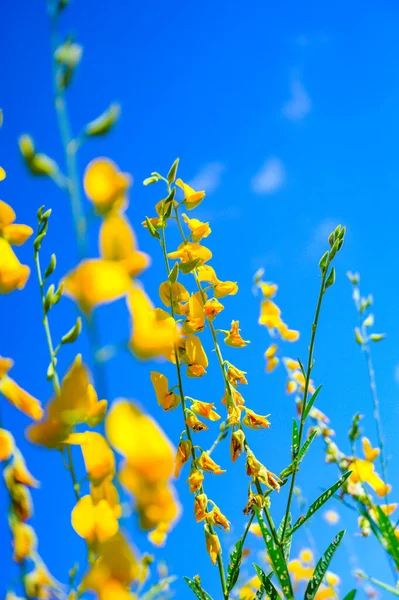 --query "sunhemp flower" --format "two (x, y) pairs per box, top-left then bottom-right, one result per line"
(83, 157), (131, 215)
(203, 297), (224, 319)
(186, 411), (209, 432)
(187, 468), (204, 493)
(204, 527), (221, 565)
(150, 371), (180, 411)
(227, 364), (248, 386)
(71, 495), (118, 544)
(196, 265), (238, 298)
(362, 436), (380, 462)
(182, 213), (211, 241)
(349, 458), (391, 497)
(0, 428), (15, 461)
(174, 439), (192, 477)
(181, 334), (209, 377)
(176, 178), (206, 210)
(167, 241), (212, 265)
(194, 493), (208, 522)
(242, 408), (271, 430)
(183, 292), (206, 333)
(0, 357), (43, 420)
(159, 281), (189, 307)
(224, 320), (250, 348)
(230, 429), (246, 462)
(0, 199), (33, 294)
(190, 399), (221, 421)
(197, 451), (226, 474)
(208, 505), (230, 530)
(65, 432), (115, 485)
(265, 344), (279, 372)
